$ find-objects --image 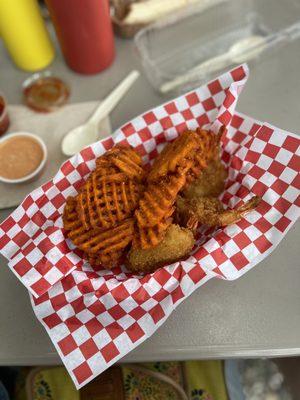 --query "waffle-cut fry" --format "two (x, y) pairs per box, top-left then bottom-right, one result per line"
(79, 219), (134, 255)
(87, 251), (123, 268)
(96, 144), (144, 181)
(135, 173), (186, 228)
(186, 127), (225, 185)
(133, 212), (173, 249)
(77, 168), (143, 231)
(111, 145), (144, 181)
(148, 130), (199, 182)
(63, 196), (79, 231)
(76, 145), (144, 231)
(95, 154), (117, 174)
(105, 144), (142, 164)
(63, 197), (135, 268)
(96, 162), (119, 176)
